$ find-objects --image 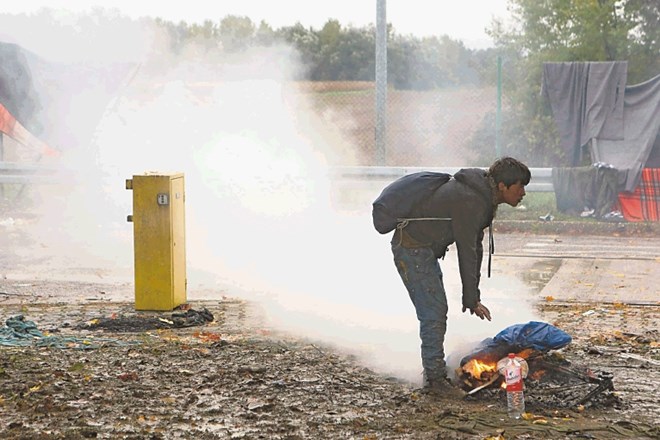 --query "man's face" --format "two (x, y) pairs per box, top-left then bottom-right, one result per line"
(499, 181), (526, 207)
